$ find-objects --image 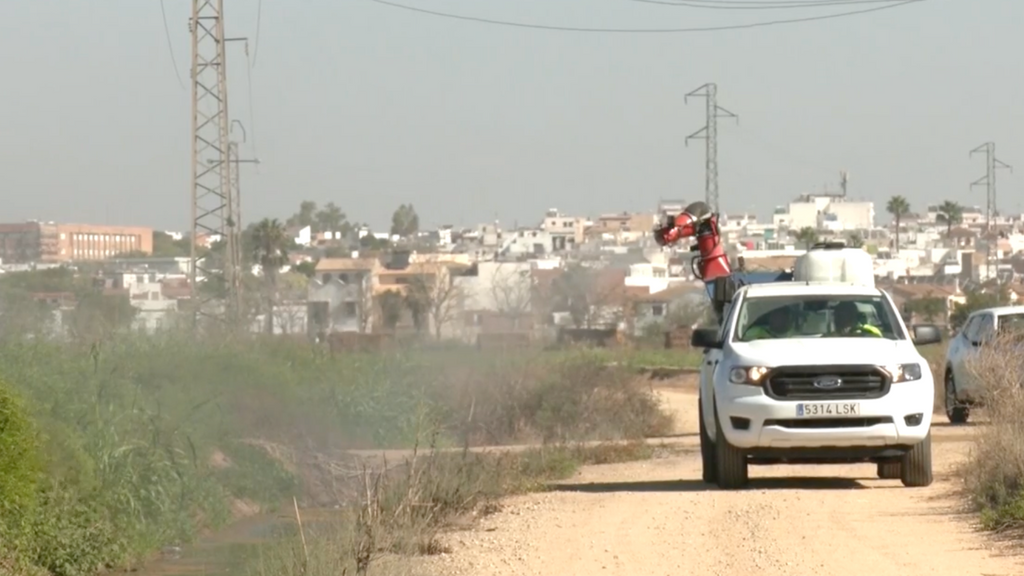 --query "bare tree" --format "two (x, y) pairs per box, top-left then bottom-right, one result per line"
(550, 264), (626, 329)
(489, 263), (533, 330)
(666, 298), (713, 329)
(407, 264), (466, 340)
(266, 272), (307, 335)
(356, 274), (374, 333)
(272, 301), (305, 334)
